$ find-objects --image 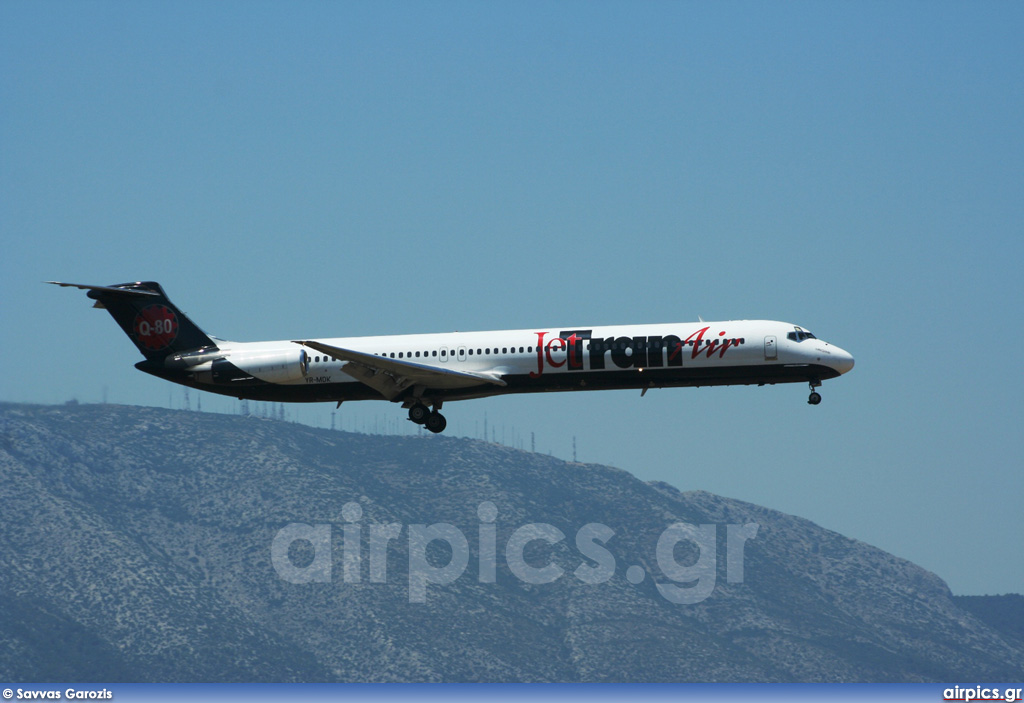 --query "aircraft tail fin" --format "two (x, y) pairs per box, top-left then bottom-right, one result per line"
(48, 281), (218, 360)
